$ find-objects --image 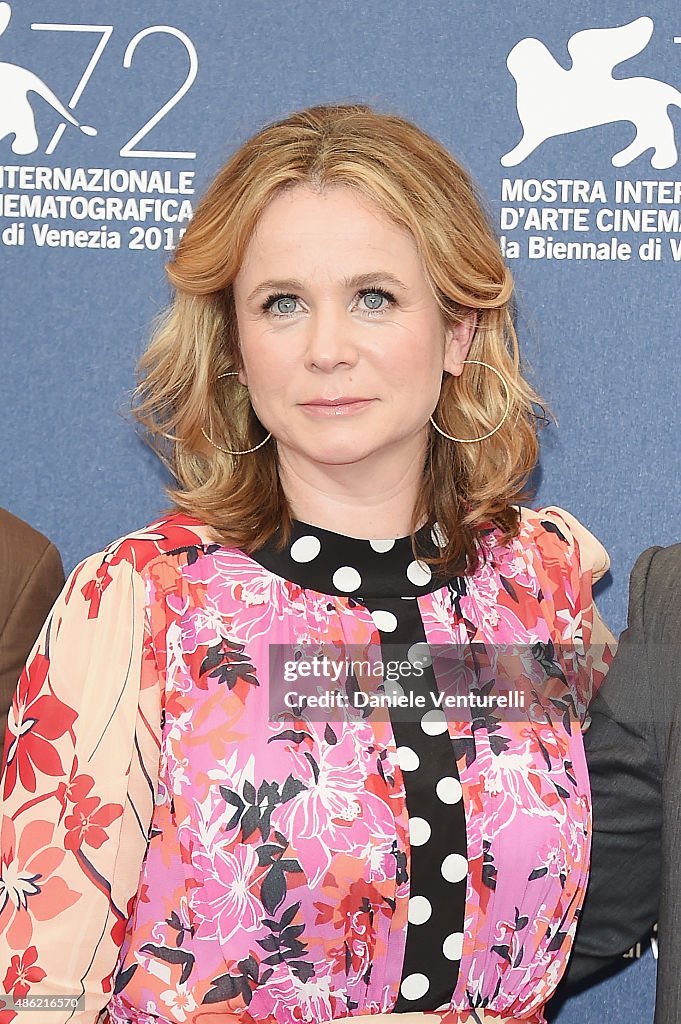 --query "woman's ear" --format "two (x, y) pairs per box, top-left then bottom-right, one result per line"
(238, 367), (248, 386)
(442, 311), (477, 376)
